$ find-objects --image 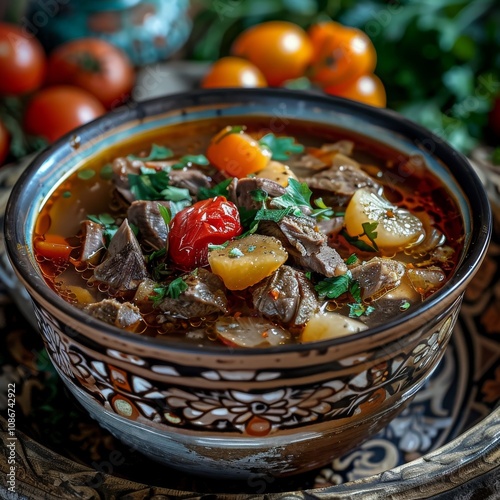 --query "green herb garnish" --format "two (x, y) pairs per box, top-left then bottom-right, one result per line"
(228, 248), (244, 258)
(400, 300), (411, 311)
(78, 169), (96, 180)
(198, 177), (233, 200)
(258, 133), (304, 161)
(345, 254), (358, 266)
(151, 277), (188, 306)
(100, 163), (113, 180)
(172, 154), (209, 170)
(315, 271), (360, 301)
(158, 204), (171, 225)
(87, 213), (119, 244)
(342, 222), (379, 252)
(273, 178), (312, 213)
(348, 303), (375, 318)
(128, 144), (174, 162)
